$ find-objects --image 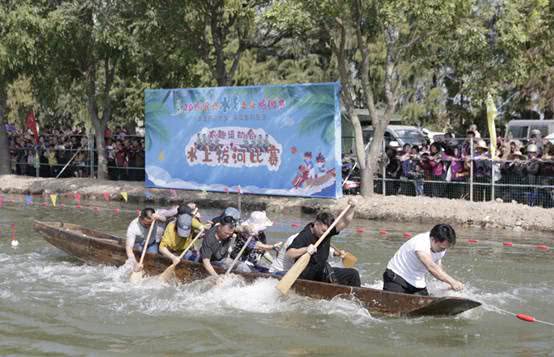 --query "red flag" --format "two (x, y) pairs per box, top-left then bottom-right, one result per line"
(25, 112), (39, 144)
